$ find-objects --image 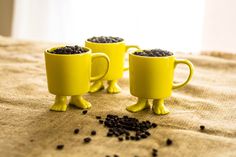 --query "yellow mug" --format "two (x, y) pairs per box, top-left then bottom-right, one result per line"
(85, 40), (139, 94)
(127, 52), (194, 115)
(44, 46), (110, 112)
